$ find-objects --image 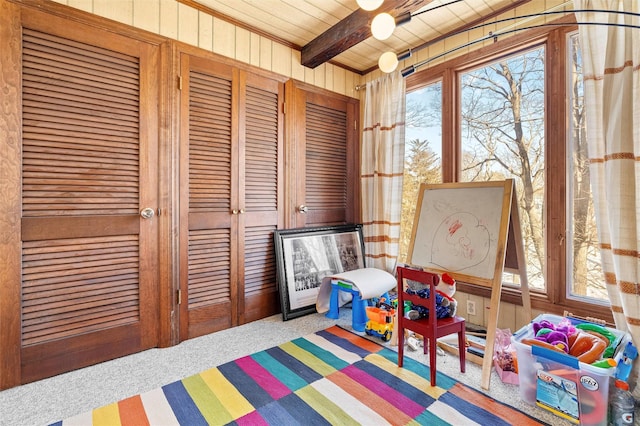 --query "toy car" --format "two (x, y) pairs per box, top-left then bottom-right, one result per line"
(365, 303), (395, 342)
